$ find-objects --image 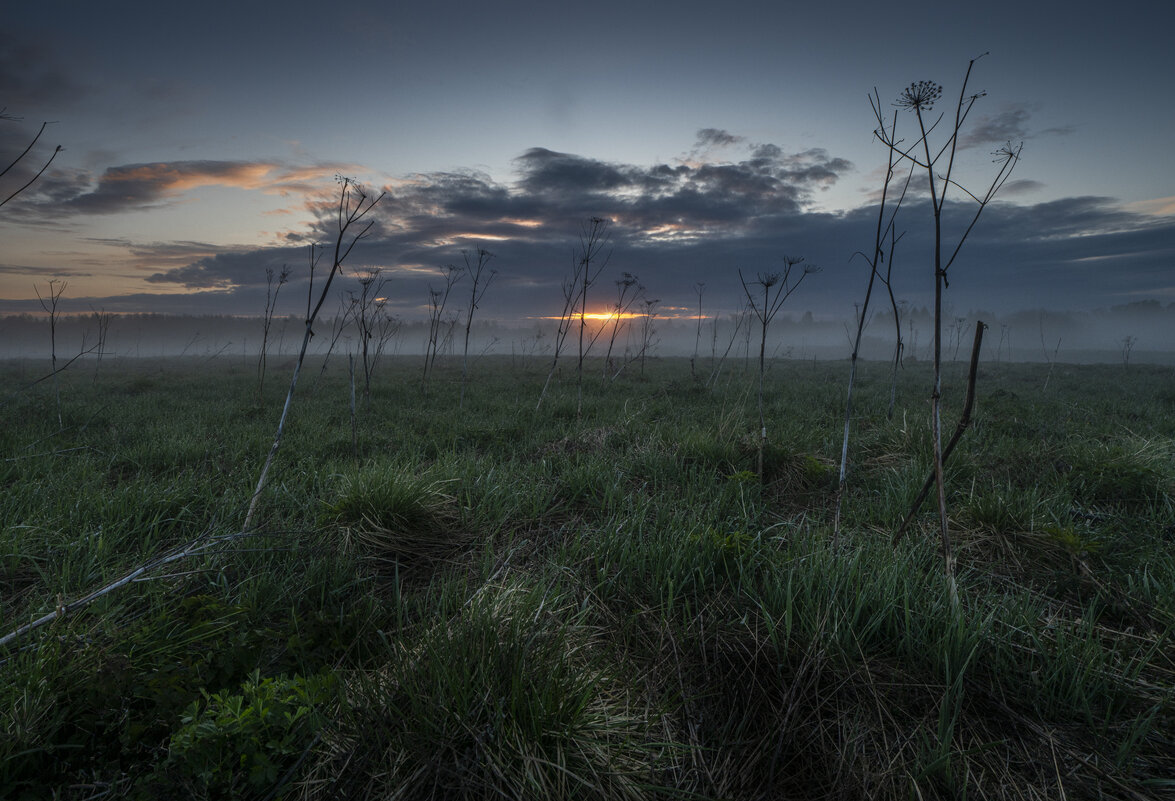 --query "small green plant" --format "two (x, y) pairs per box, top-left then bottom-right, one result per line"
(1043, 524), (1102, 558)
(690, 526), (753, 554)
(727, 469), (758, 484)
(164, 670), (335, 796)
